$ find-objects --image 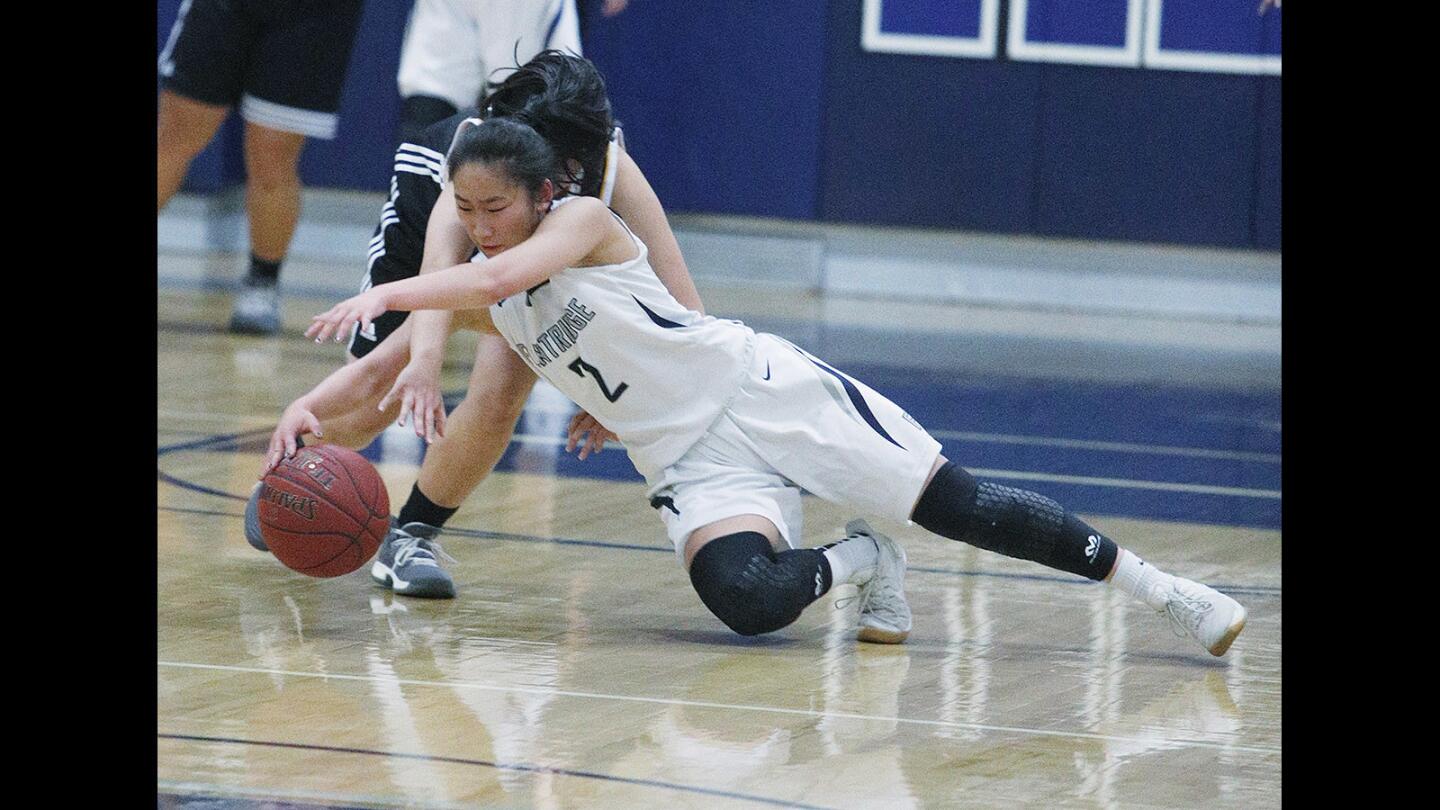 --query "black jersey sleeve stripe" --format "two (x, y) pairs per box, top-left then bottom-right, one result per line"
(632, 296), (686, 329)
